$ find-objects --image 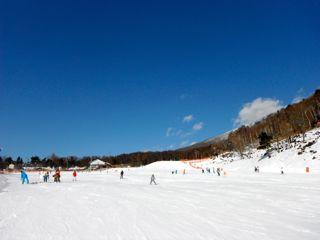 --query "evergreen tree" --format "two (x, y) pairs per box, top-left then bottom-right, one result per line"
(258, 132), (272, 149)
